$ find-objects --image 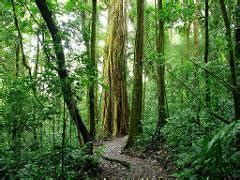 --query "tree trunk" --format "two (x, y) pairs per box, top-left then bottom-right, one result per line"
(236, 0), (240, 101)
(193, 0), (199, 57)
(15, 42), (20, 77)
(219, 0), (240, 120)
(102, 0), (129, 137)
(126, 0), (145, 147)
(204, 0), (210, 108)
(81, 0), (97, 139)
(102, 11), (113, 136)
(35, 0), (92, 148)
(185, 22), (191, 58)
(193, 0), (201, 123)
(61, 102), (66, 179)
(155, 0), (167, 137)
(89, 0), (97, 138)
